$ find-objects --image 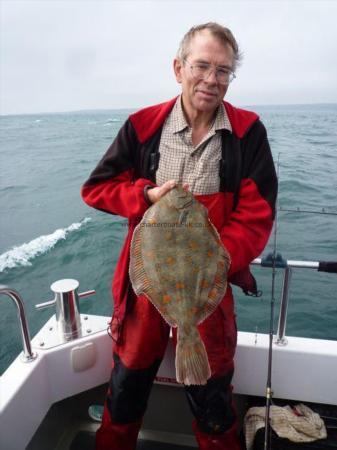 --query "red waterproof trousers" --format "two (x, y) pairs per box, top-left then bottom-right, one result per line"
(96, 288), (241, 450)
